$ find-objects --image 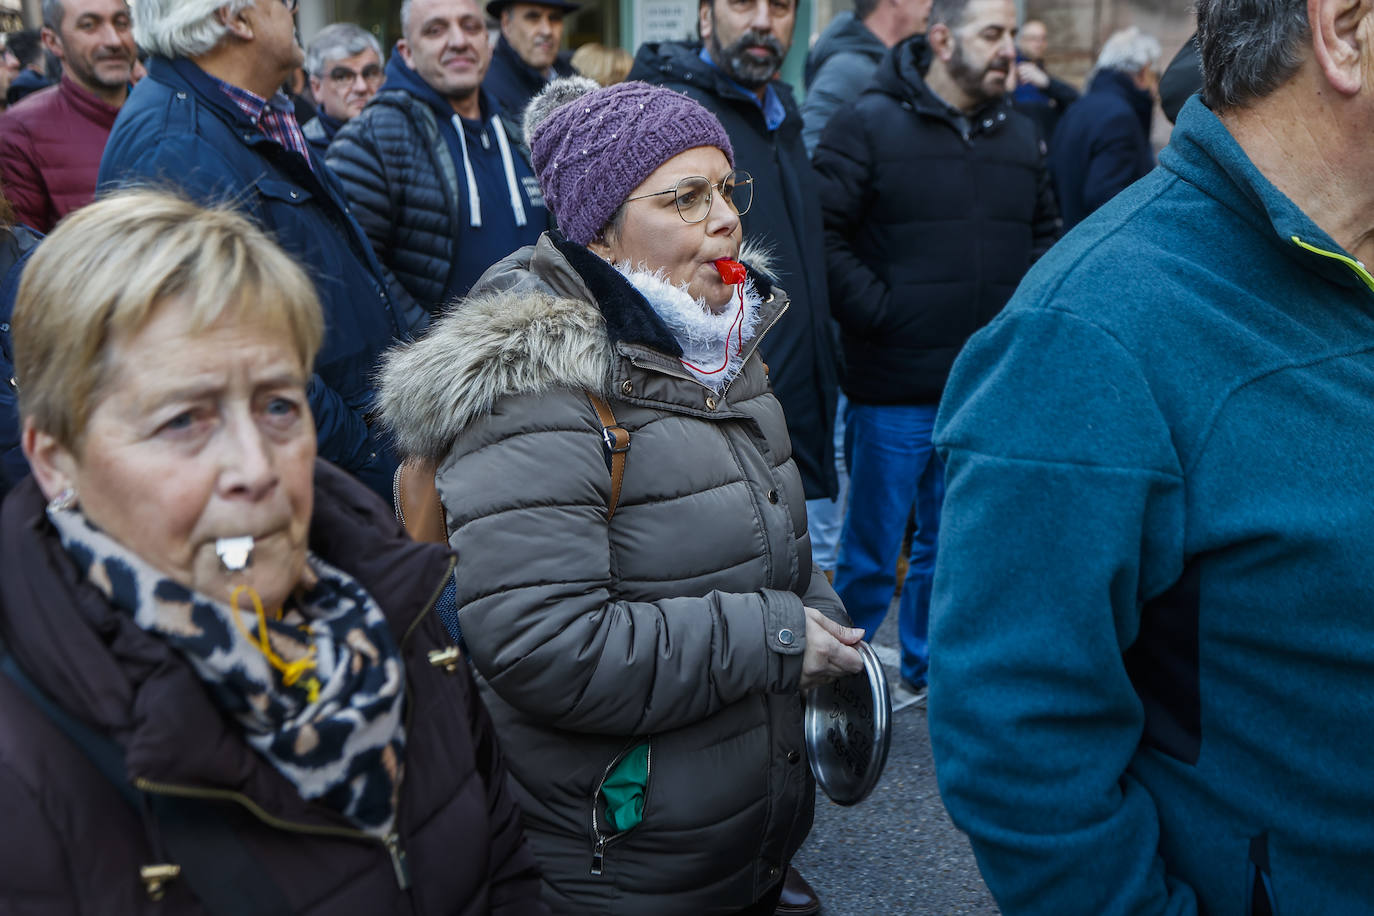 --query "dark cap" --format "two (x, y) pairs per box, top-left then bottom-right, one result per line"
(486, 0), (581, 16)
